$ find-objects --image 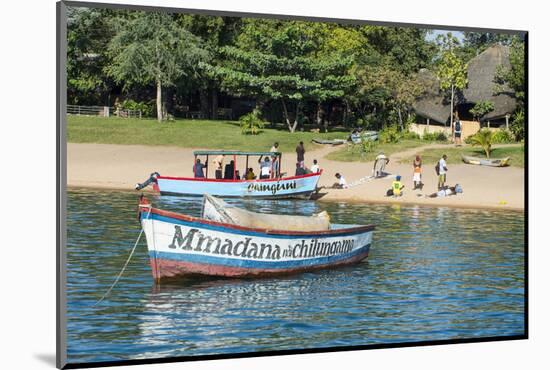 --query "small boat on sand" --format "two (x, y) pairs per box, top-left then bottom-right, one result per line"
(461, 154), (510, 167)
(139, 195), (375, 280)
(312, 138), (347, 145)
